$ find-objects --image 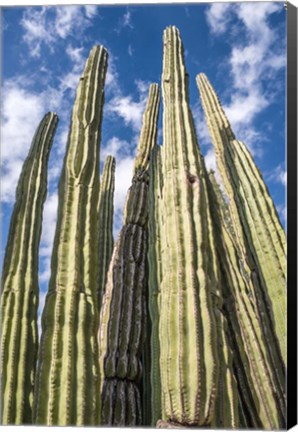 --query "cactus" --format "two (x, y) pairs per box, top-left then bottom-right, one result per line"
(197, 73), (286, 364)
(98, 83), (160, 426)
(156, 26), (222, 427)
(147, 145), (164, 425)
(0, 112), (58, 425)
(33, 46), (108, 426)
(97, 155), (115, 309)
(207, 170), (286, 429)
